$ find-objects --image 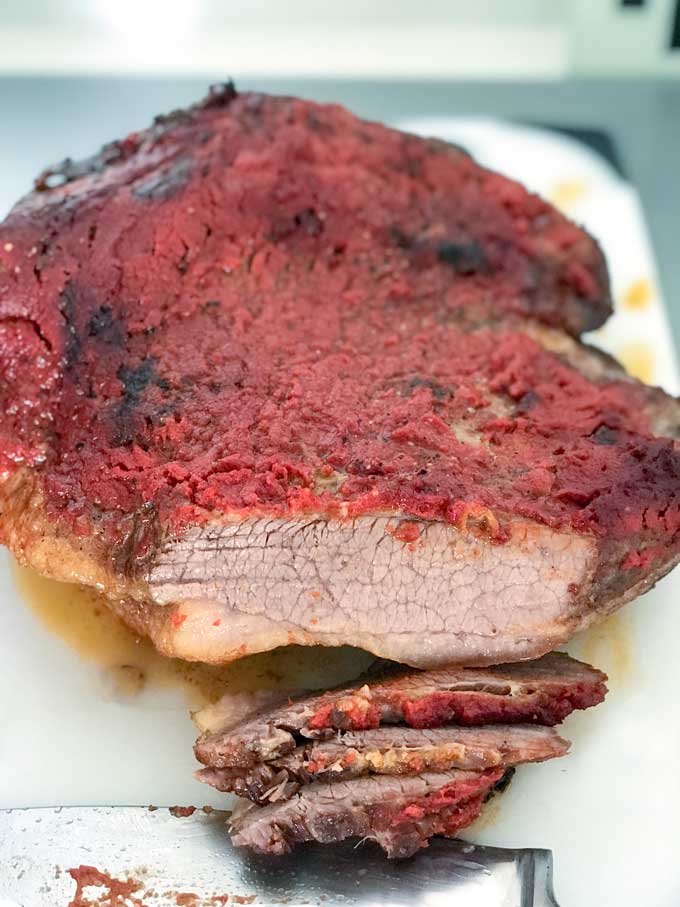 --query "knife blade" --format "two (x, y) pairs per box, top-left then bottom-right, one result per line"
(0, 806), (560, 907)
